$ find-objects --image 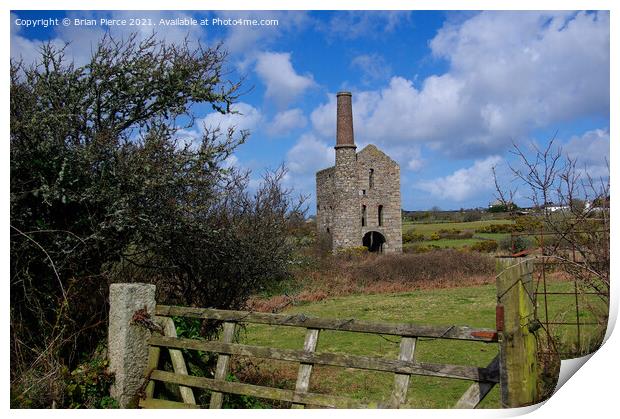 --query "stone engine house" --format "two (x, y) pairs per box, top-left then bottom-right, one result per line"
(316, 92), (403, 253)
